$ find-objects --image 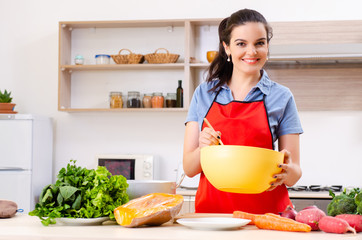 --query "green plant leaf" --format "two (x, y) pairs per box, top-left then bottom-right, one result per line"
(72, 194), (82, 210)
(41, 189), (53, 204)
(57, 193), (64, 206)
(59, 186), (78, 201)
(0, 89), (13, 103)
